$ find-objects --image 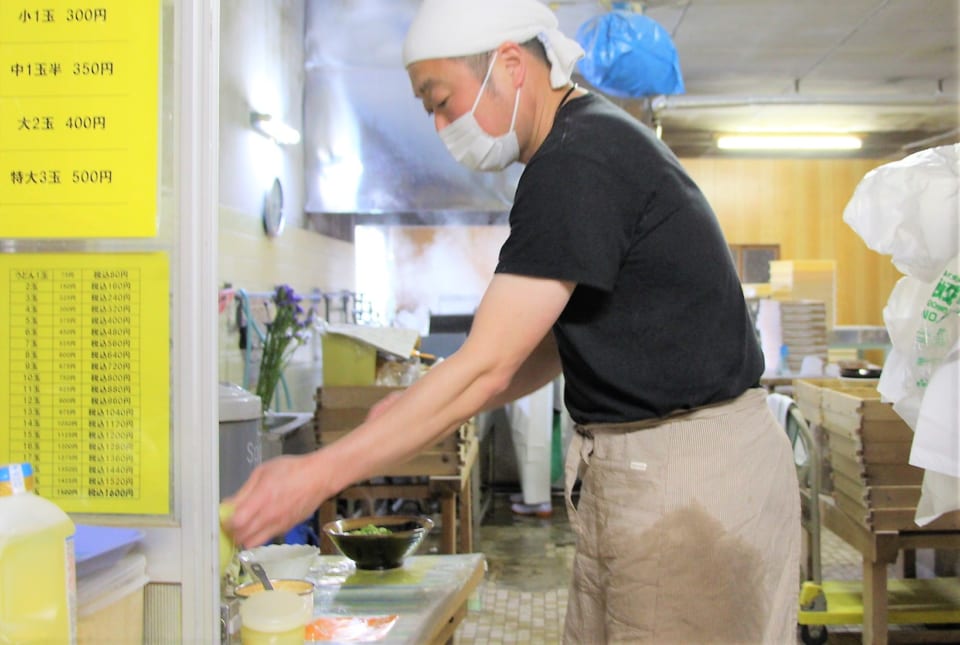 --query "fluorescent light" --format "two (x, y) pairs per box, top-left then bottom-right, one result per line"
(250, 112), (301, 146)
(716, 134), (862, 151)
